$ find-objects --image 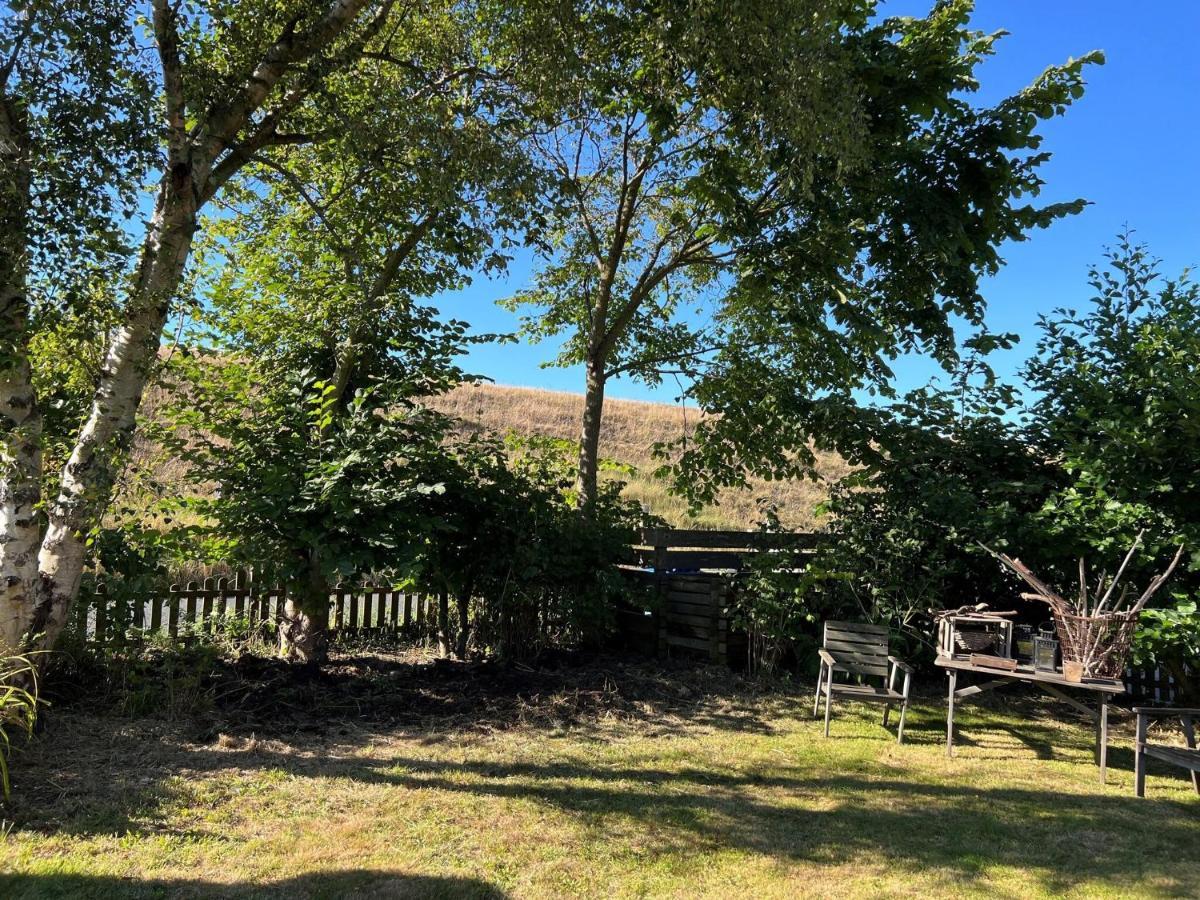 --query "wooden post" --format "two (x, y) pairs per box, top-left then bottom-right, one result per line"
(1097, 699), (1109, 784)
(1182, 714), (1199, 795)
(168, 586), (180, 638)
(654, 542), (667, 658)
(149, 590), (163, 635)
